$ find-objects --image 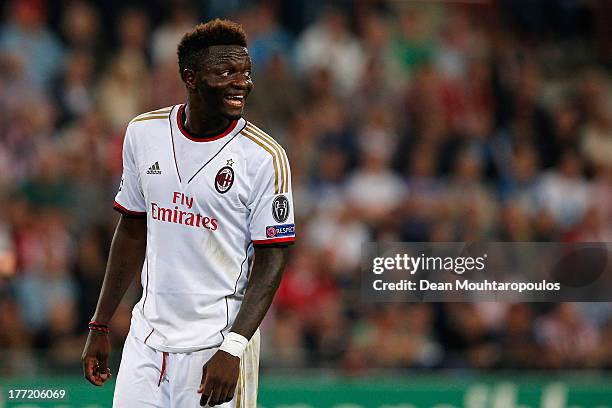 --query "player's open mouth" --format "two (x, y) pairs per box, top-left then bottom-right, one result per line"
(224, 95), (245, 108)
